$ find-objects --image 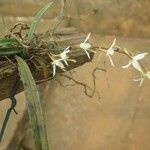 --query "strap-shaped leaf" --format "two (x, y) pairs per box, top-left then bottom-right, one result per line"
(0, 38), (19, 47)
(0, 47), (22, 56)
(15, 56), (49, 150)
(27, 2), (53, 42)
